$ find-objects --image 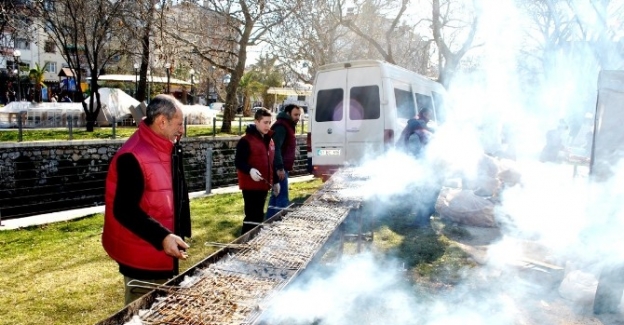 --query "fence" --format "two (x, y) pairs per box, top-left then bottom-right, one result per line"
(0, 138), (311, 220)
(0, 114), (309, 141)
